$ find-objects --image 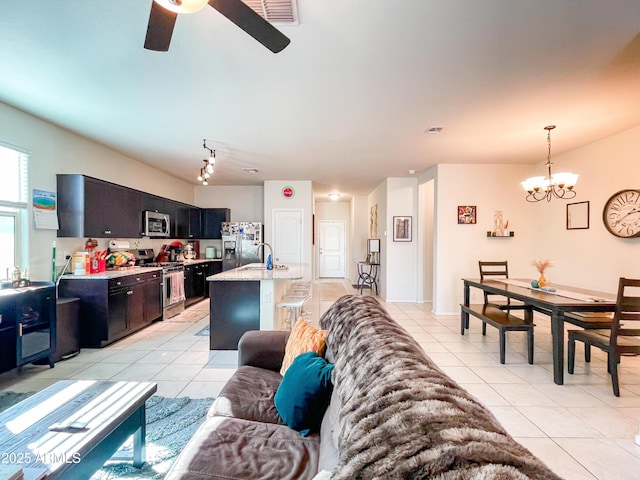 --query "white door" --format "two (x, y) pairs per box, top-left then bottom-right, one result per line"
(319, 220), (345, 278)
(273, 209), (303, 265)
